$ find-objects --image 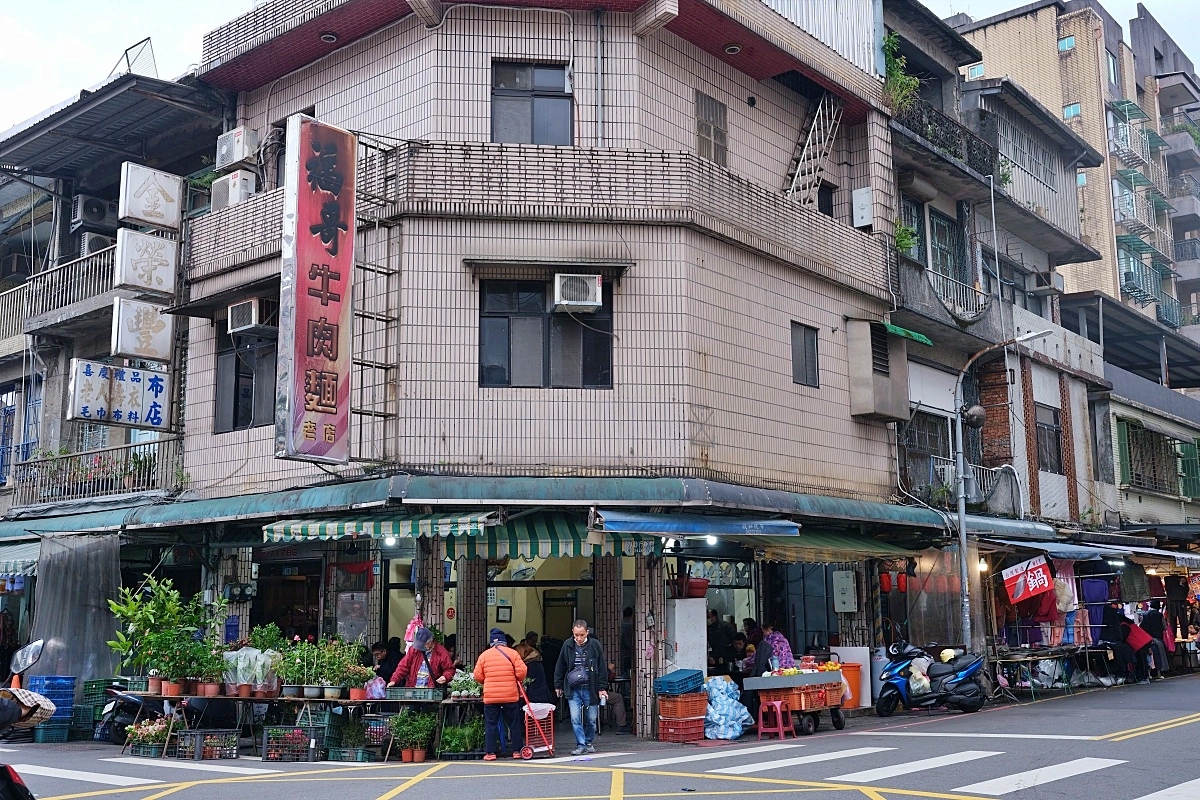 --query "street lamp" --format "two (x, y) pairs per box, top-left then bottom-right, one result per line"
(954, 329), (1052, 650)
